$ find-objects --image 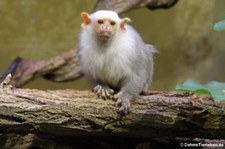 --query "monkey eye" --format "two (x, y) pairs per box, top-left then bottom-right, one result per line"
(110, 21), (115, 26)
(98, 19), (104, 24)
